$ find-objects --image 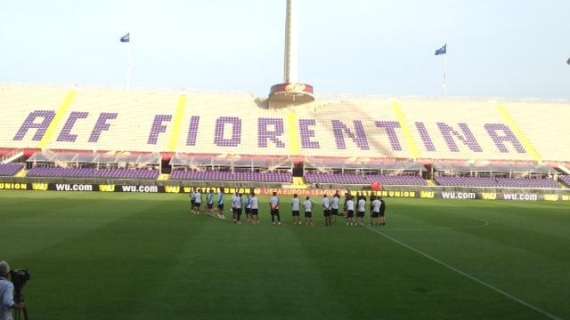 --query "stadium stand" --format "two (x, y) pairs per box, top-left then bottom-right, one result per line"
(560, 176), (570, 187)
(435, 176), (559, 189)
(304, 173), (426, 186)
(0, 86), (569, 190)
(1, 86), (569, 161)
(27, 167), (160, 180)
(434, 176), (497, 188)
(171, 170), (292, 183)
(0, 163), (24, 177)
